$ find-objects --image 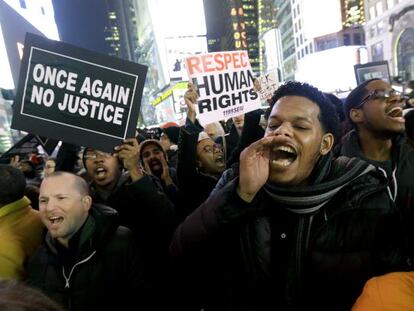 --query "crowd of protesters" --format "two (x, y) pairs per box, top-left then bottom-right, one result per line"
(1, 77), (414, 310)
